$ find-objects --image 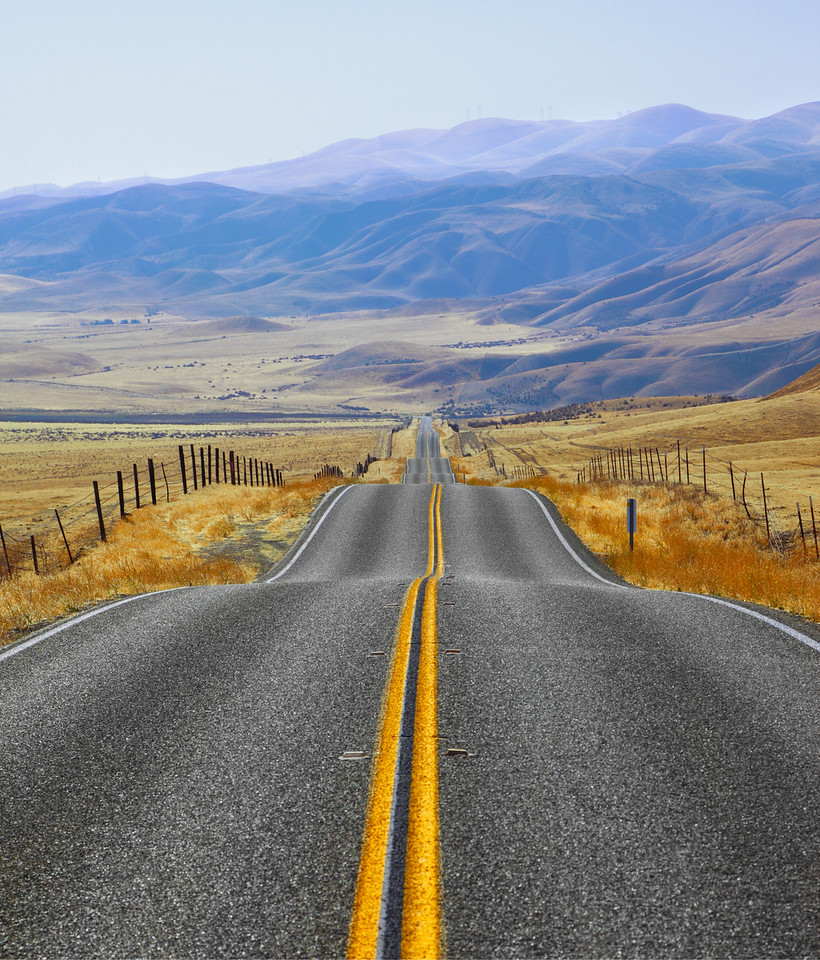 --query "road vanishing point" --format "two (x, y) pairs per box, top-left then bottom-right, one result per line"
(2, 416), (820, 957)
